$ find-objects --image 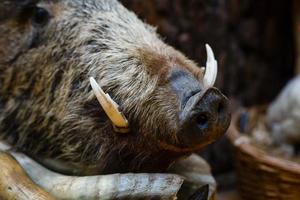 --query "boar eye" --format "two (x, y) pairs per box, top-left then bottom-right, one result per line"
(32, 7), (51, 26)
